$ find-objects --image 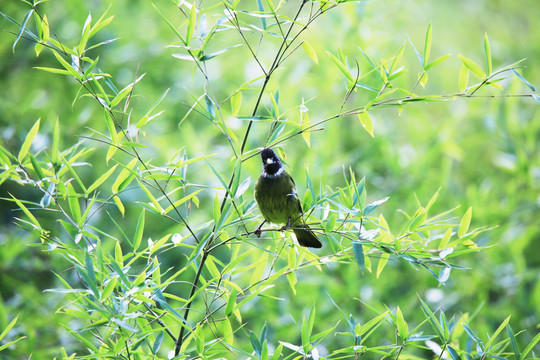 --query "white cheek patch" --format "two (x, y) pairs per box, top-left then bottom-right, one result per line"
(266, 158), (274, 164)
